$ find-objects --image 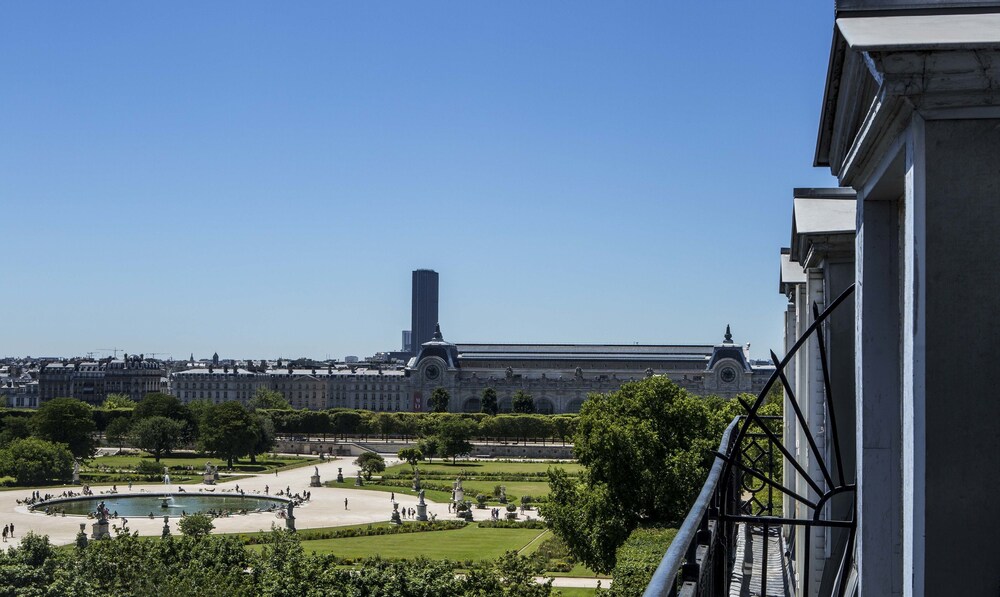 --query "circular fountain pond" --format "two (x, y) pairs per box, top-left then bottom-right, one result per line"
(31, 493), (289, 517)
